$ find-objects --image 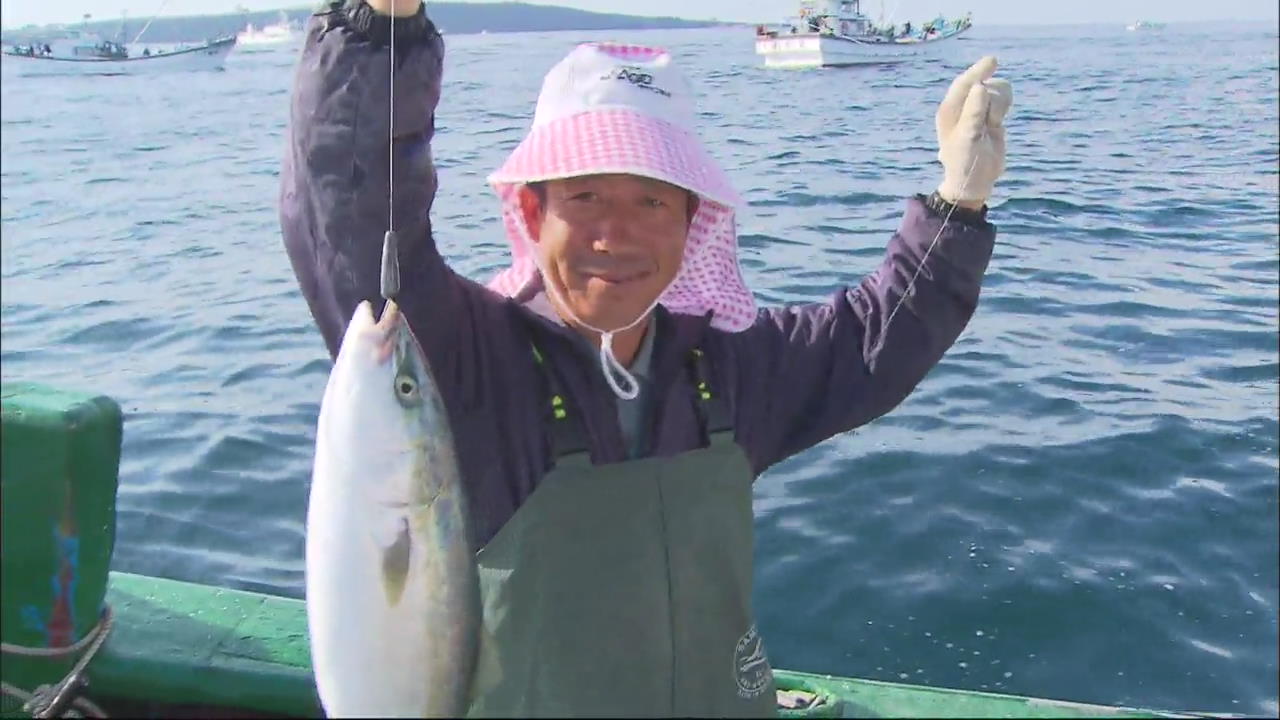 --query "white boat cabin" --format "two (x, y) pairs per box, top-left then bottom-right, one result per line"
(786, 0), (874, 38)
